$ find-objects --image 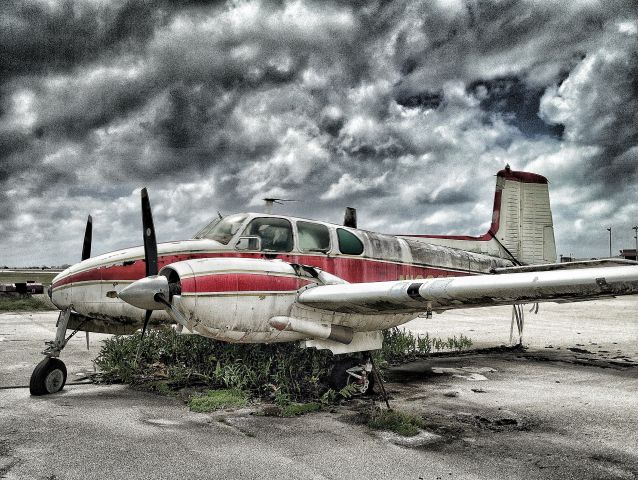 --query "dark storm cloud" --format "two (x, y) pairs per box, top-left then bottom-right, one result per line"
(0, 0), (161, 80)
(1, 0), (637, 265)
(394, 89), (443, 110)
(468, 77), (564, 138)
